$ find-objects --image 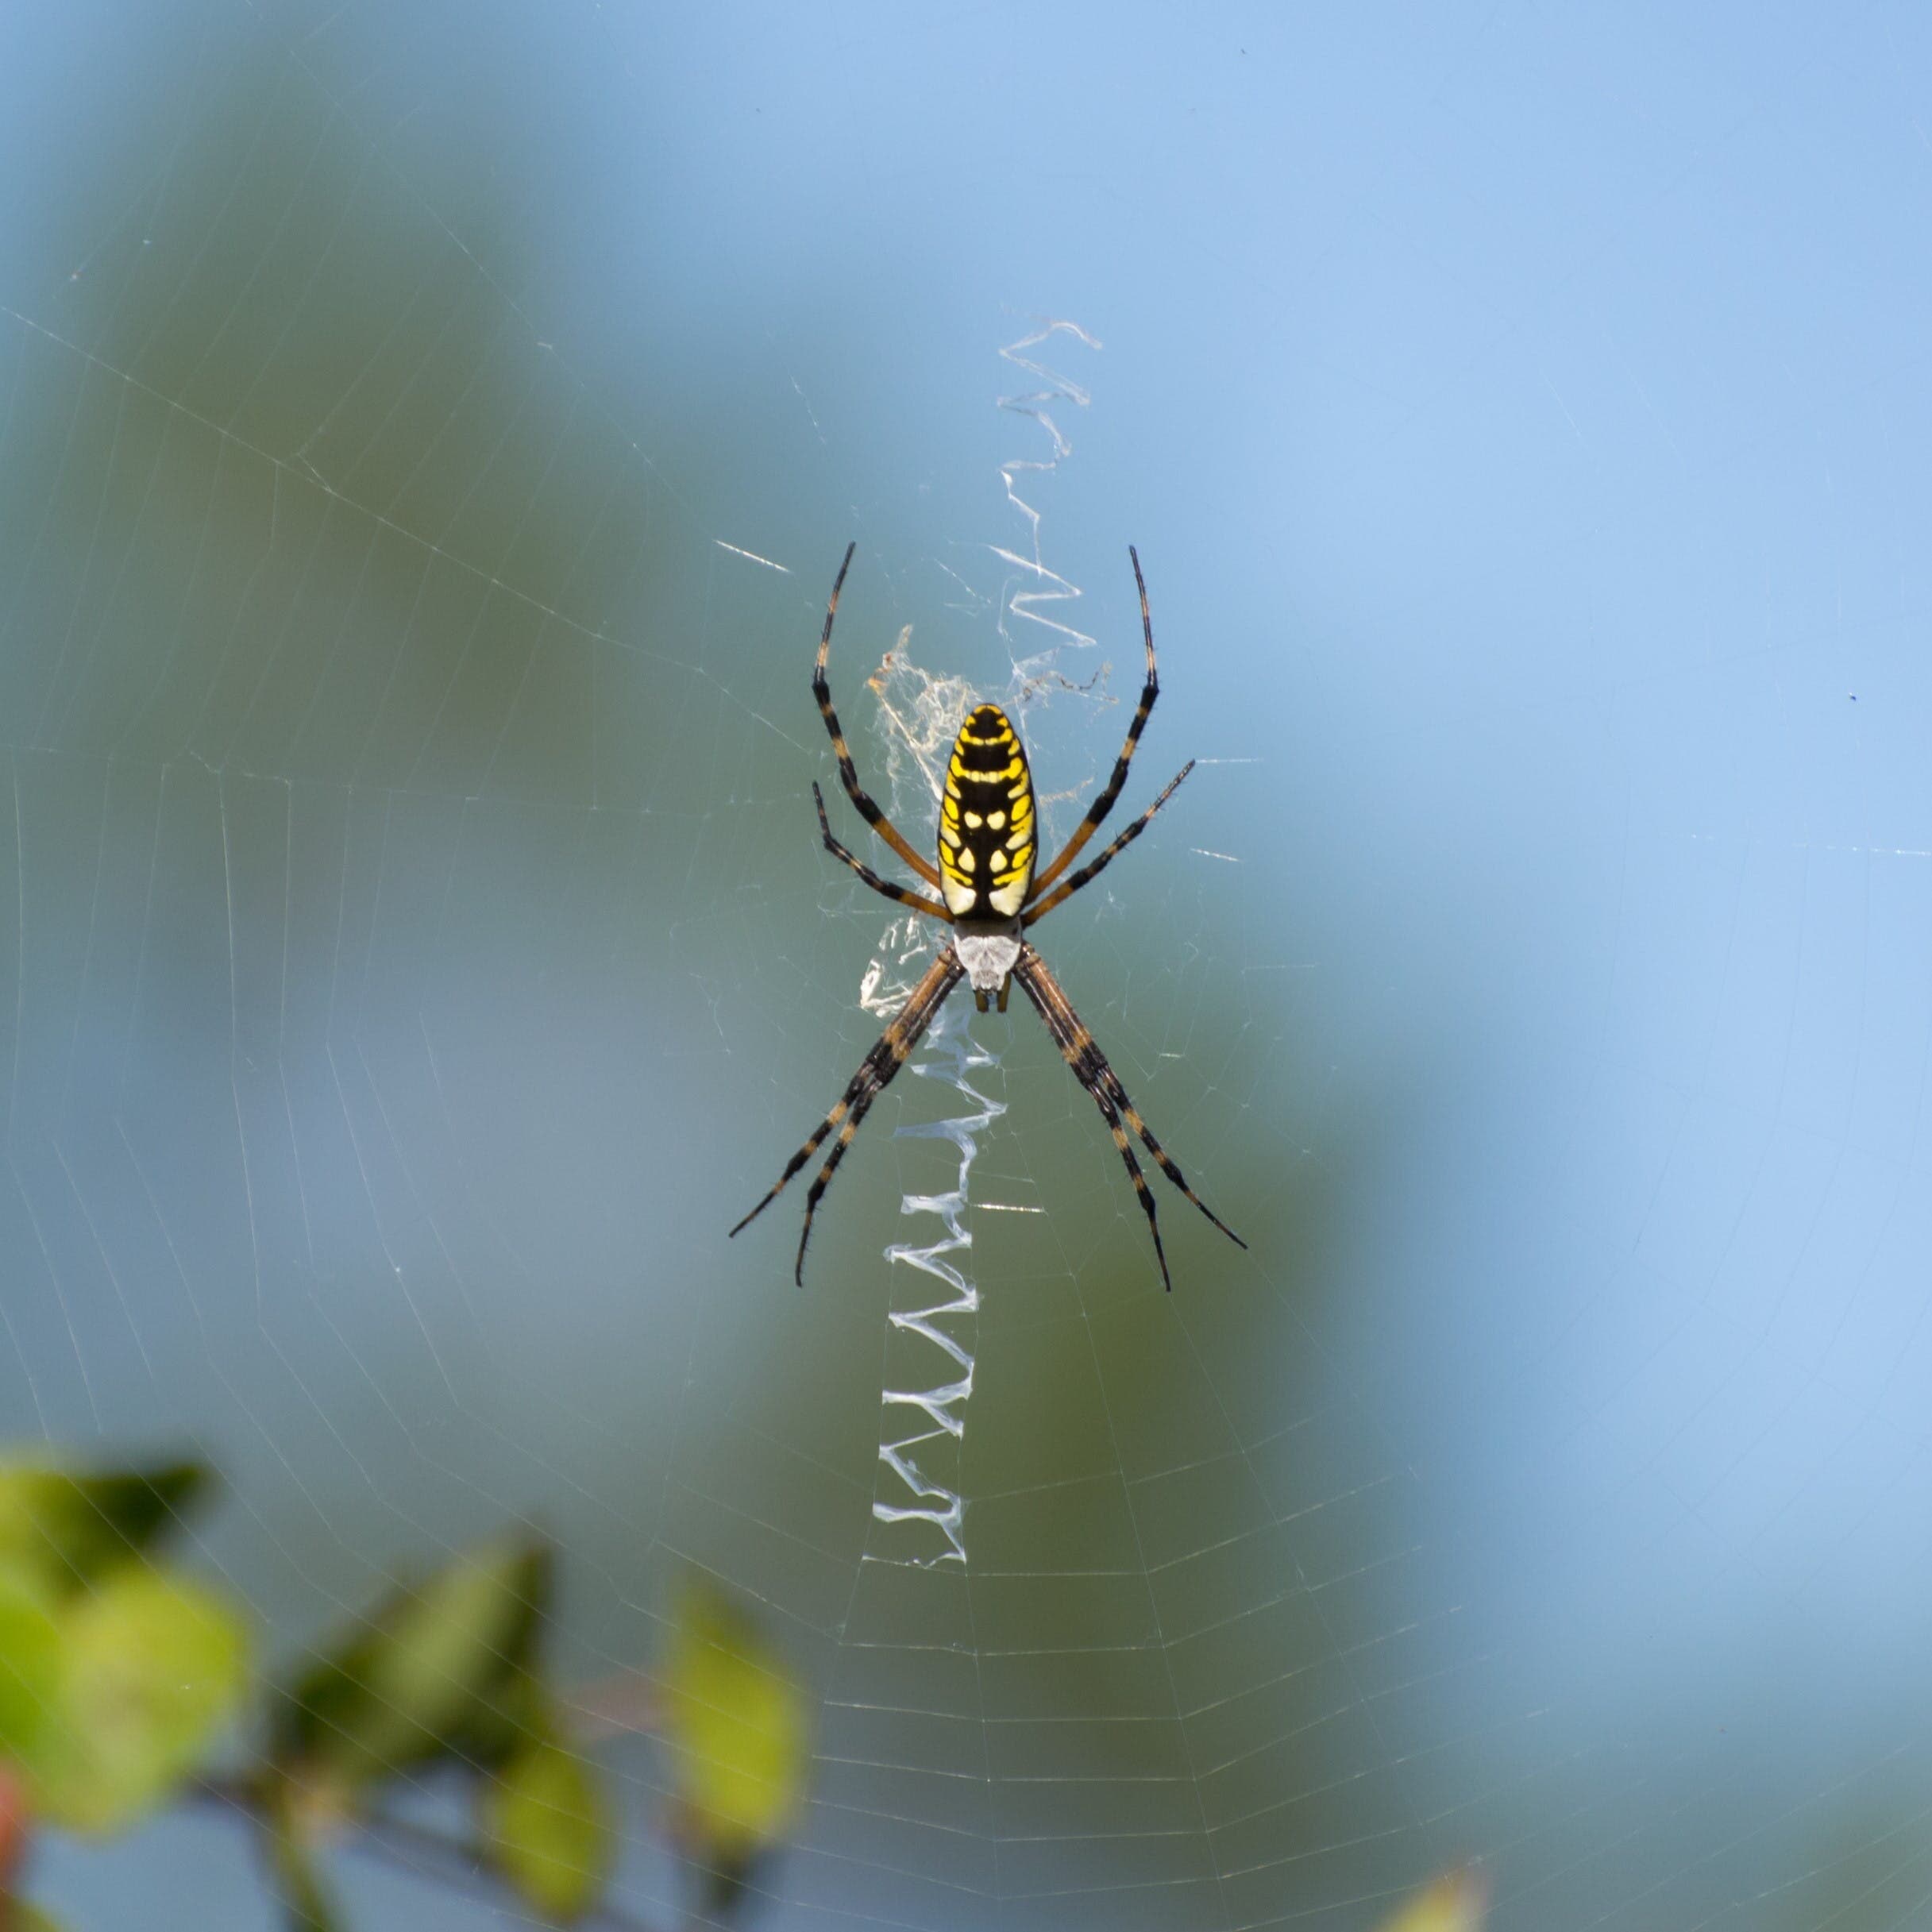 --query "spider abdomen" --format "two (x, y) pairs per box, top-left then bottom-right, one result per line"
(939, 704), (1036, 920)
